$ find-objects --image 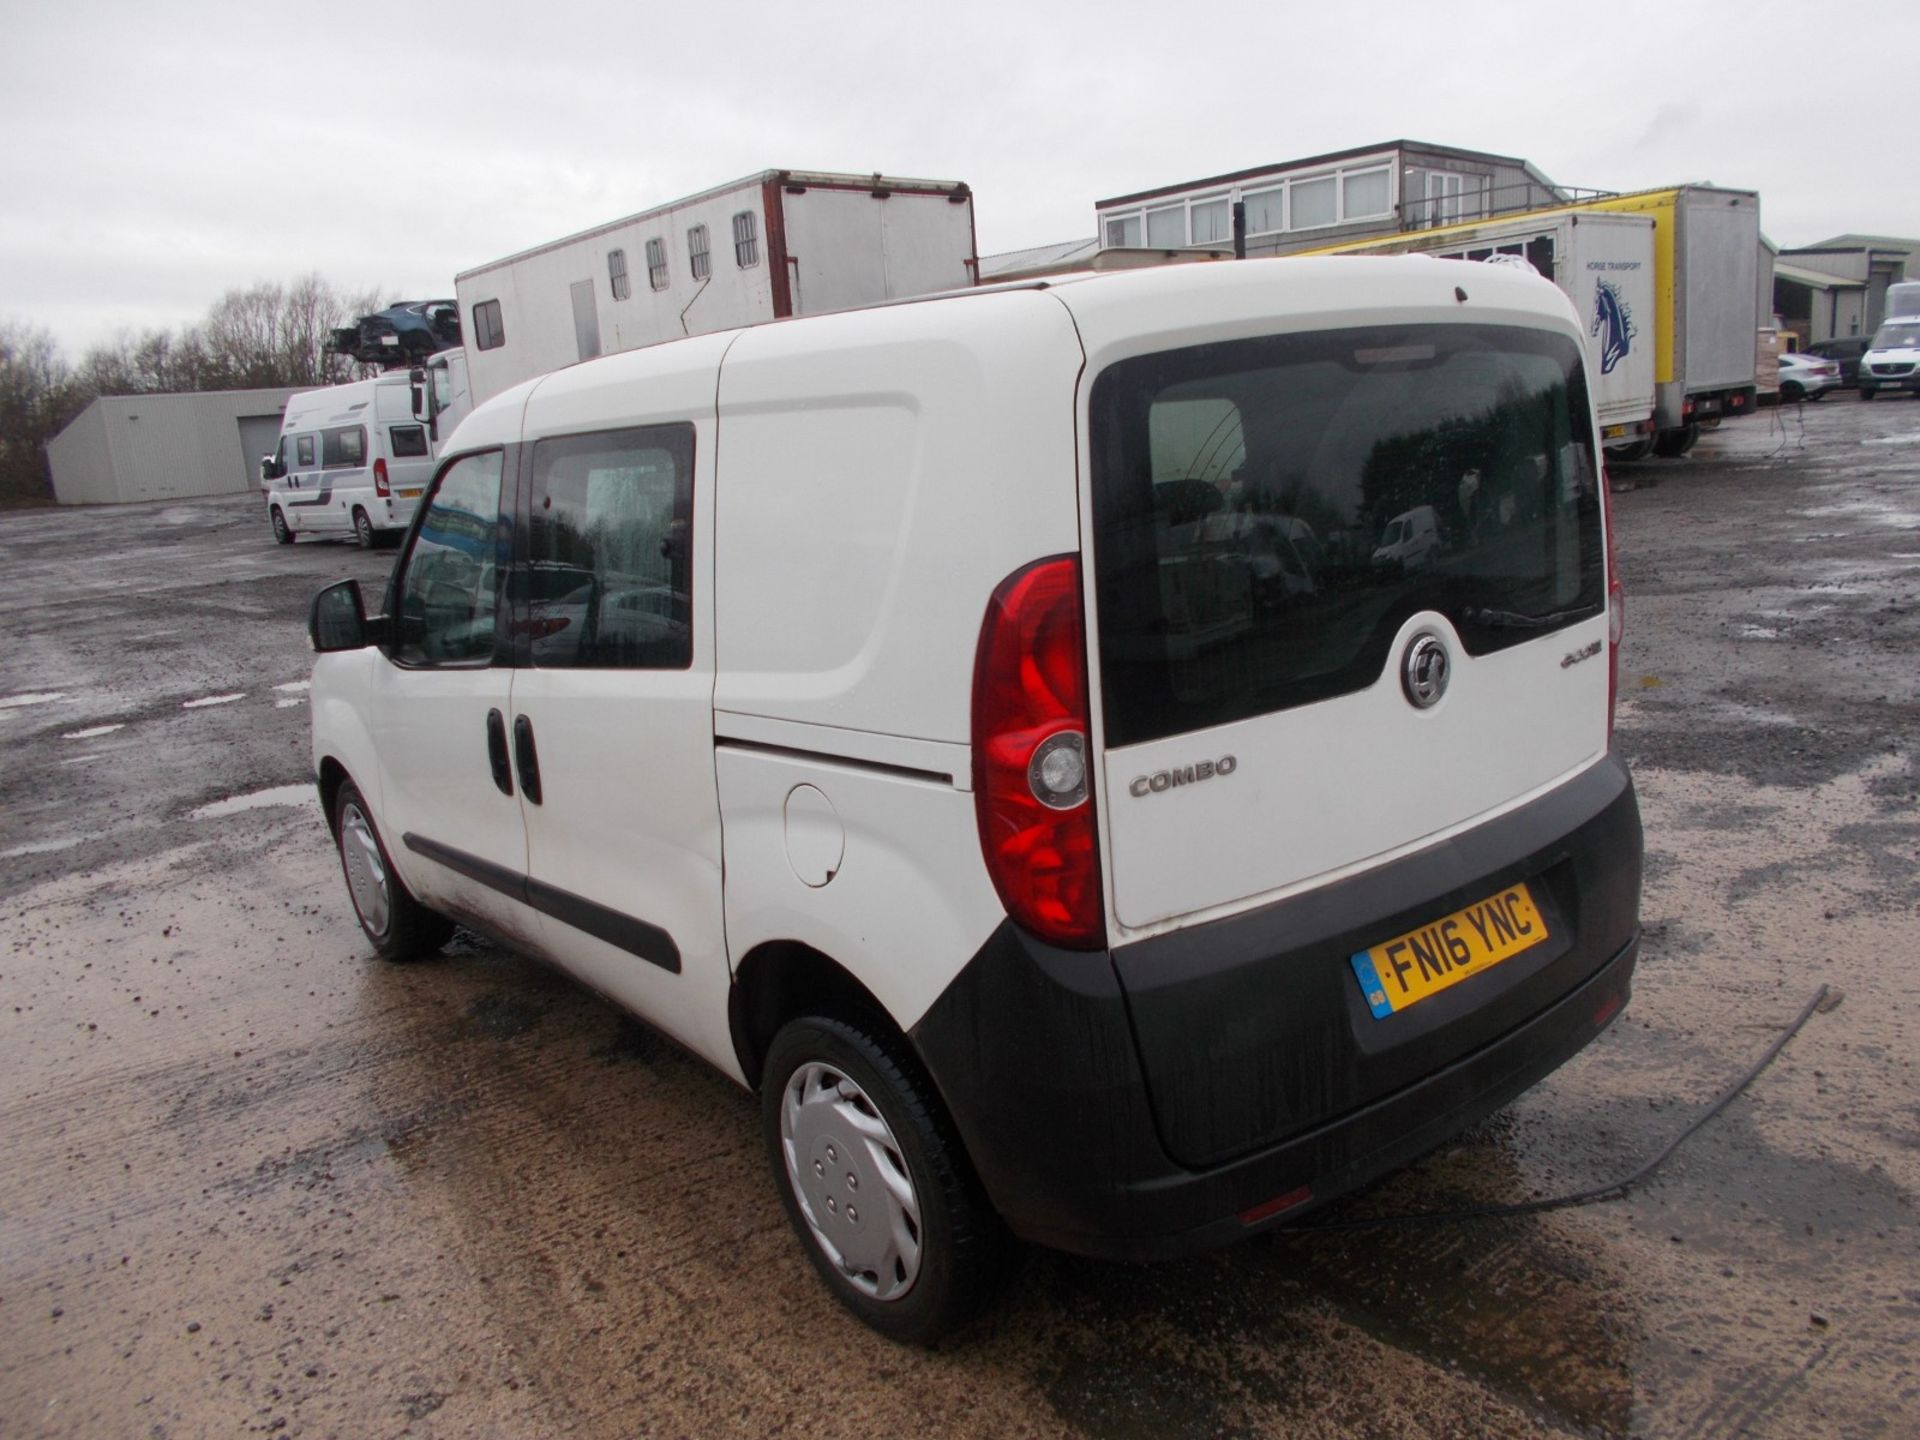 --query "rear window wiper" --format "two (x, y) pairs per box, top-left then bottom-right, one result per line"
(1461, 604), (1589, 631)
